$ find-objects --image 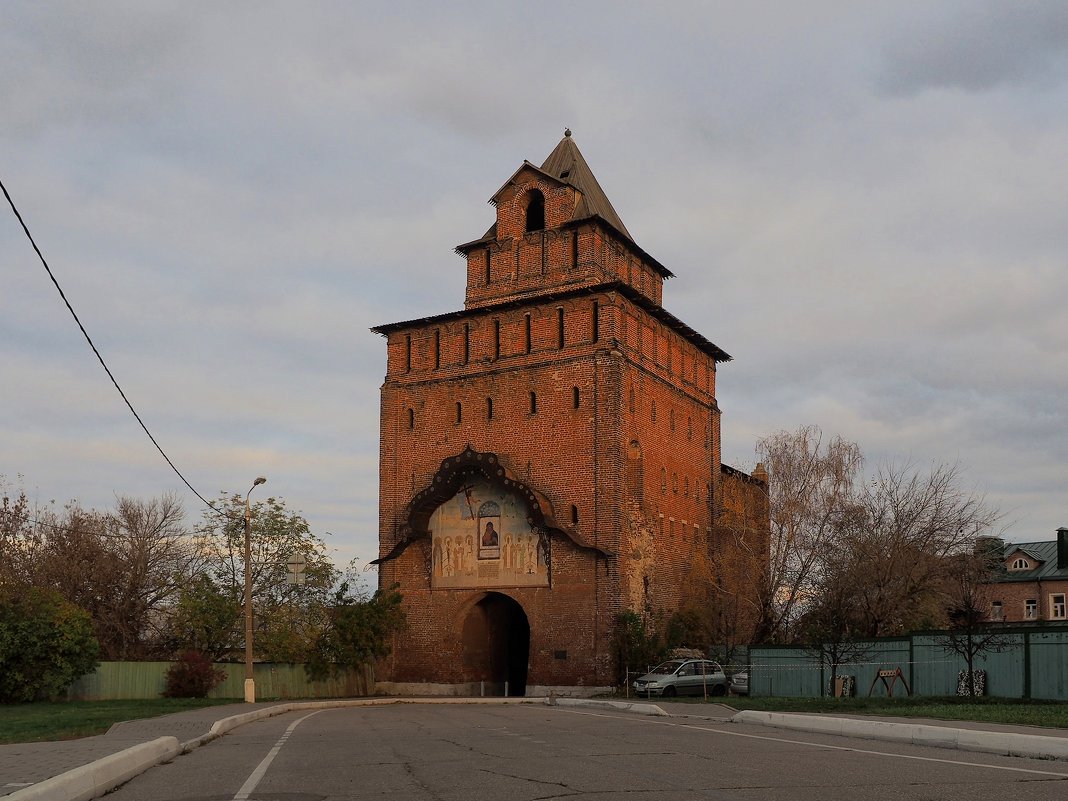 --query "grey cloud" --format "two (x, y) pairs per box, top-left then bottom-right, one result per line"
(4, 2), (1067, 572)
(877, 4), (1068, 96)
